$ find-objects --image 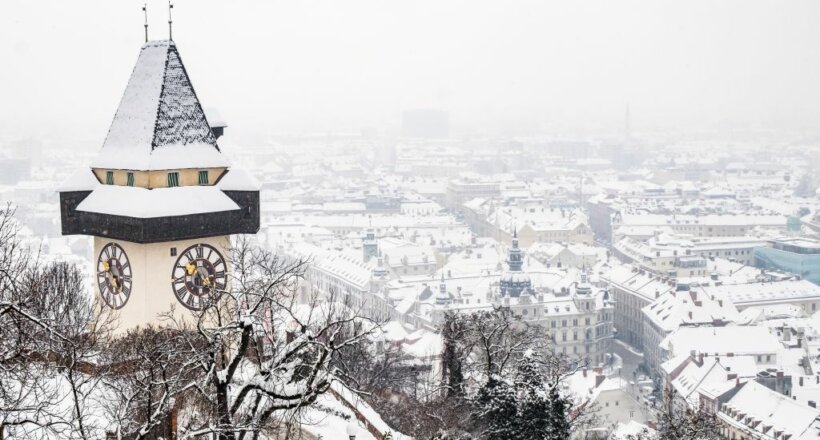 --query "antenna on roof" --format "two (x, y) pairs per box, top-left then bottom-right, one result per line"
(168, 0), (174, 41)
(142, 3), (149, 43)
